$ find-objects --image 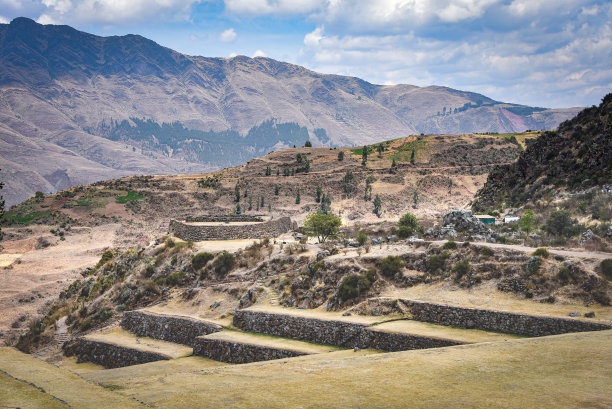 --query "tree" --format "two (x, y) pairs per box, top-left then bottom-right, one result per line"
(413, 190), (419, 208)
(297, 153), (303, 164)
(361, 145), (368, 166)
(235, 203), (241, 214)
(373, 195), (382, 217)
(248, 197), (253, 211)
(234, 184), (240, 202)
(303, 213), (341, 243)
(390, 158), (397, 174)
(319, 193), (331, 214)
(343, 171), (356, 197)
(304, 140), (312, 147)
(356, 230), (368, 246)
(265, 166), (272, 176)
(338, 151), (344, 161)
(377, 144), (384, 158)
(398, 212), (419, 238)
(410, 150), (415, 164)
(364, 176), (373, 201)
(275, 185), (280, 196)
(260, 196), (265, 208)
(545, 210), (579, 237)
(315, 186), (322, 203)
(519, 209), (535, 234)
(295, 189), (301, 204)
